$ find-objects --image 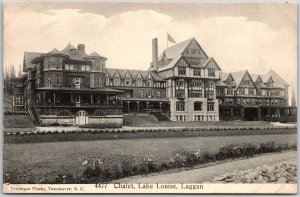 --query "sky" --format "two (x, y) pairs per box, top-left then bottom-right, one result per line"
(3, 2), (297, 93)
